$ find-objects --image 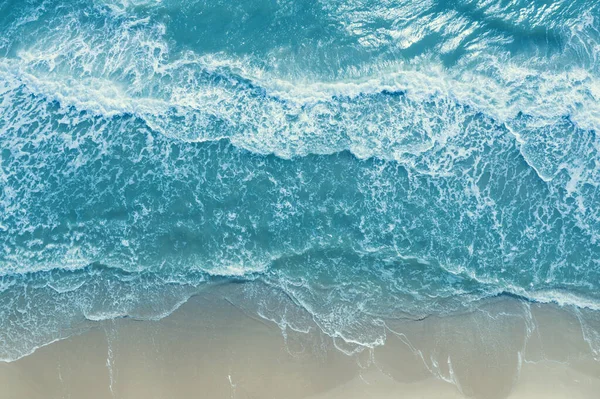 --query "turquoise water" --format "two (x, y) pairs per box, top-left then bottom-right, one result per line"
(1, 0), (600, 361)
